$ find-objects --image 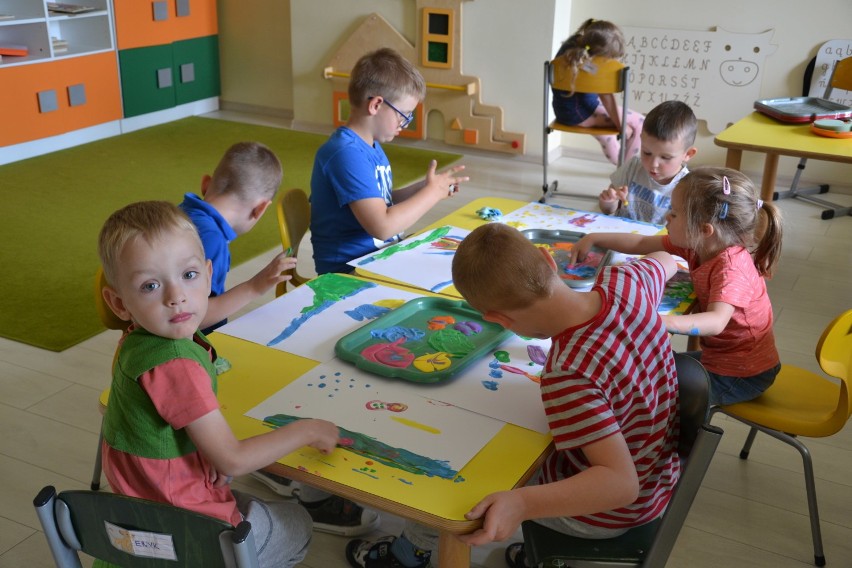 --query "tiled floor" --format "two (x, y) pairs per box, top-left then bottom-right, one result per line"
(1, 110), (851, 567)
